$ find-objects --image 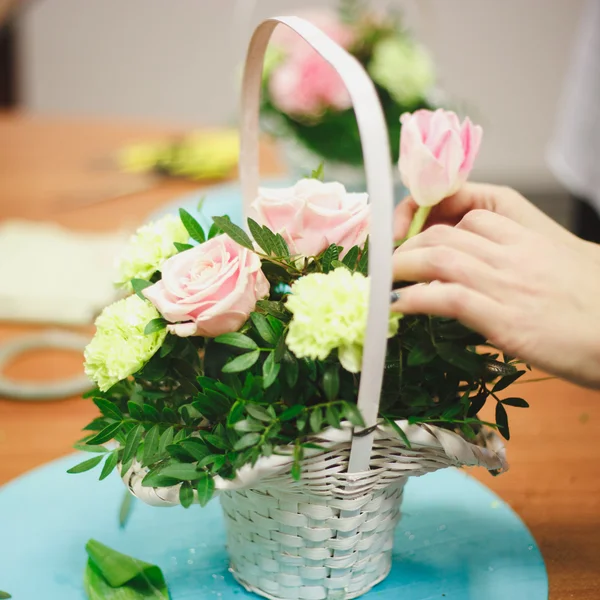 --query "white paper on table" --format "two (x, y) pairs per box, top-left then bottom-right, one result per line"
(0, 220), (127, 325)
